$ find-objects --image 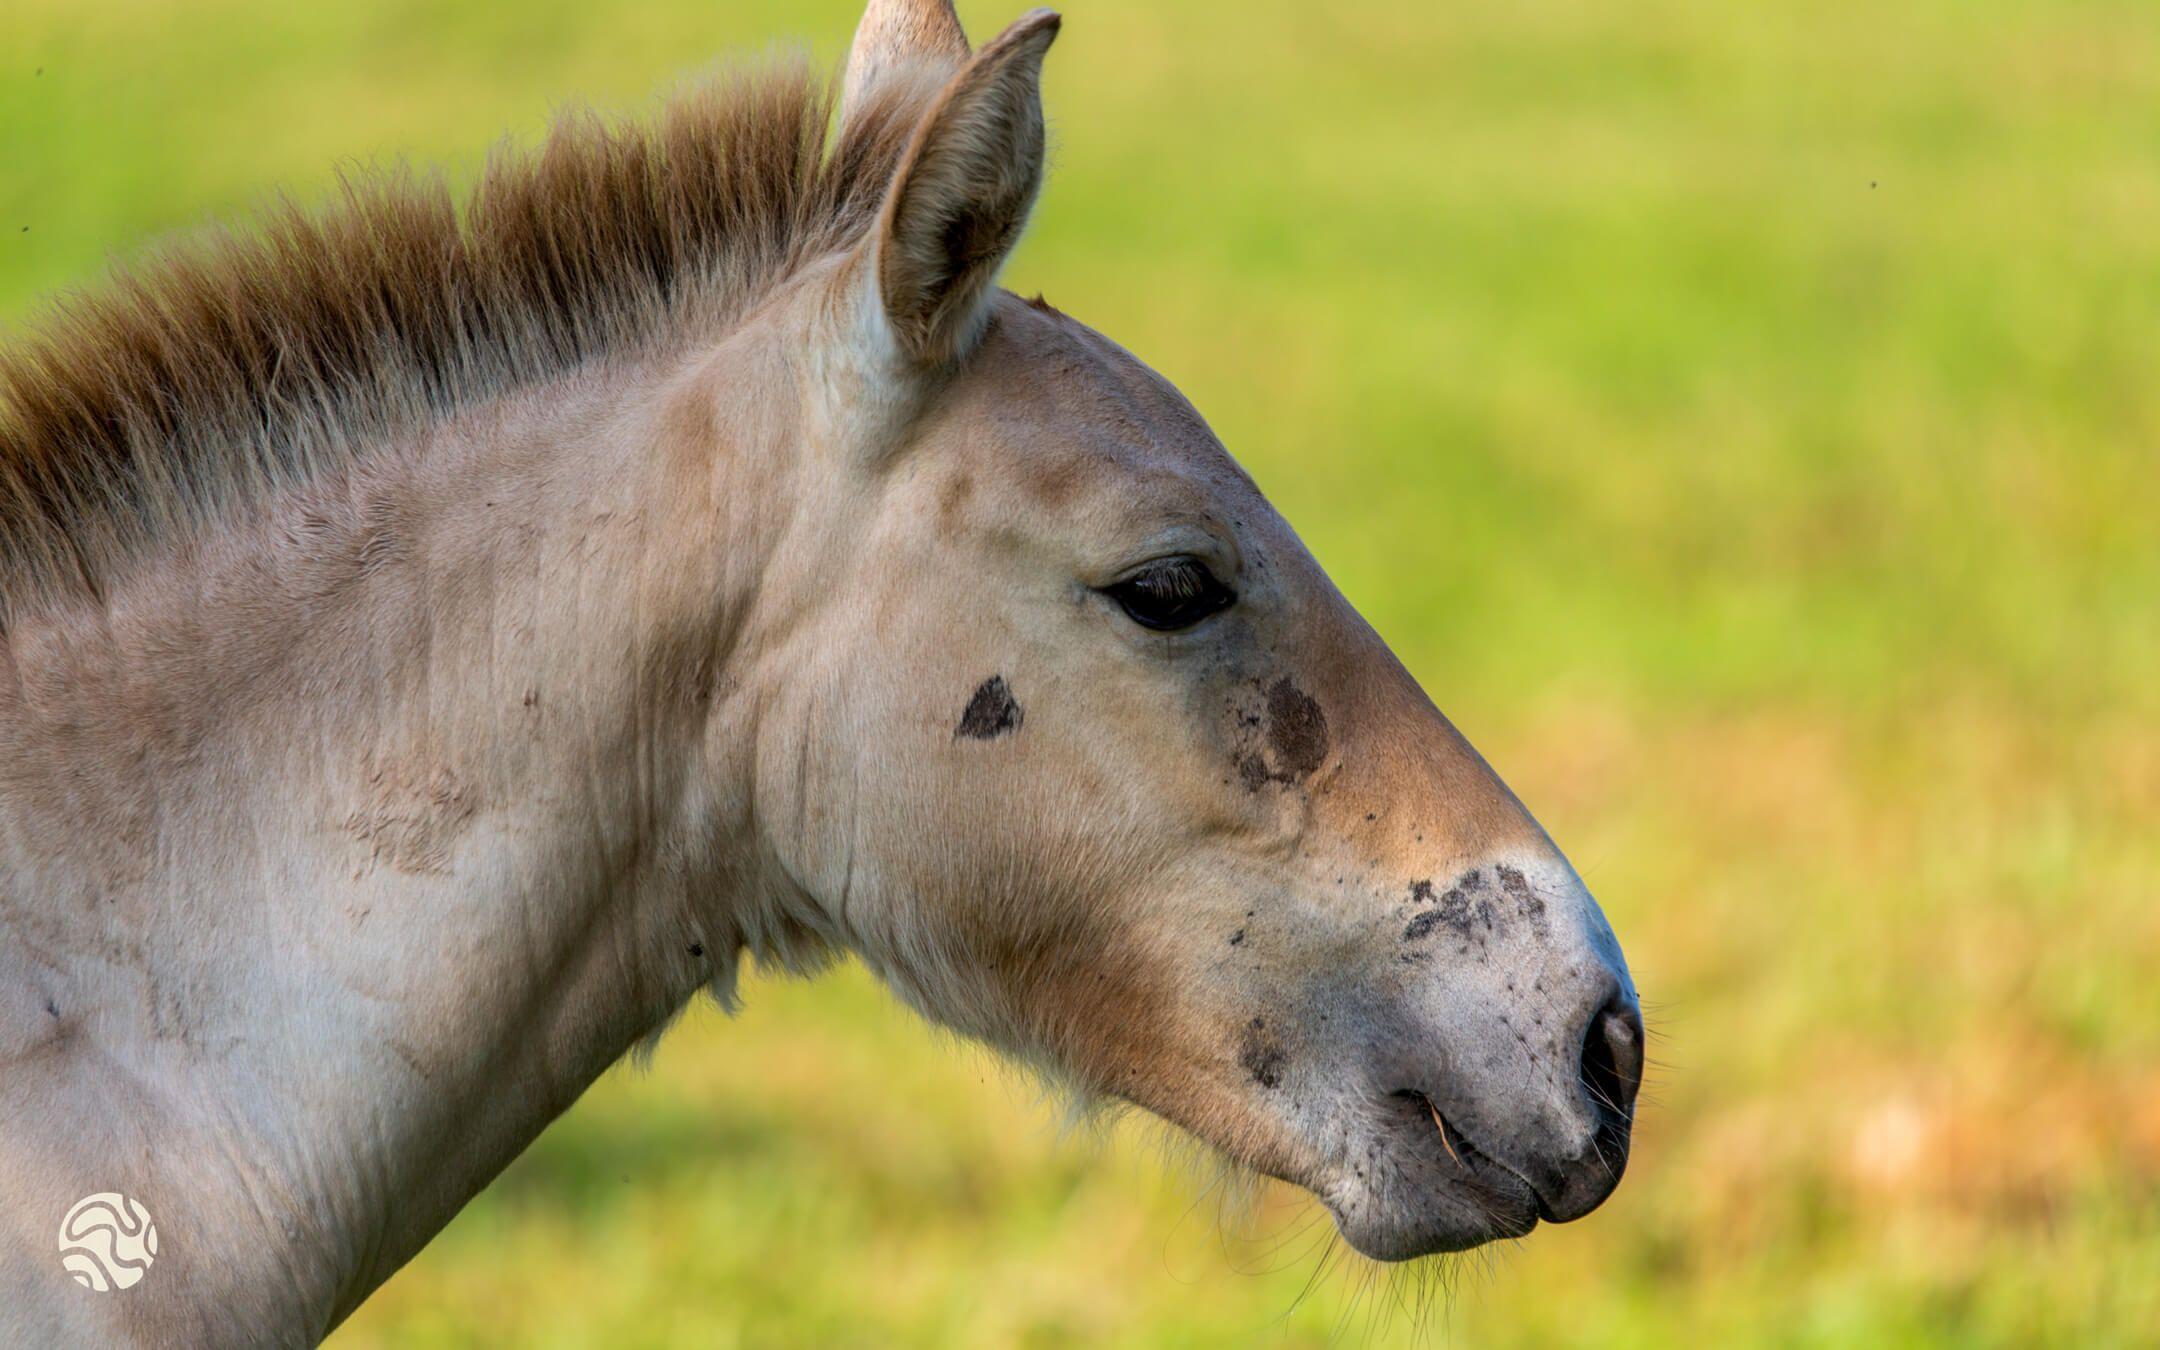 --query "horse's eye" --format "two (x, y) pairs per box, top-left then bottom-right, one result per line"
(1102, 556), (1236, 632)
